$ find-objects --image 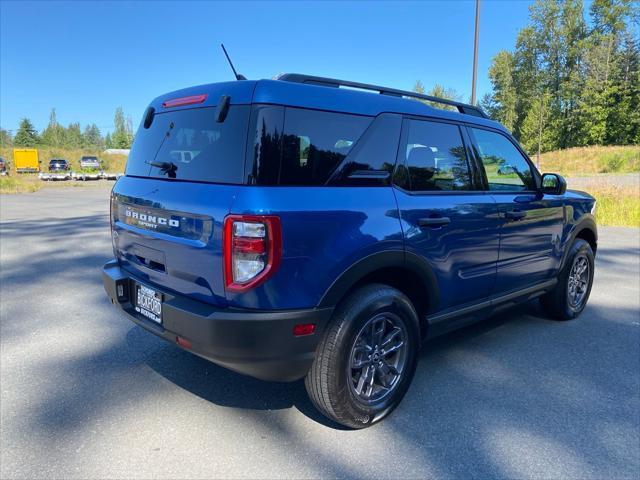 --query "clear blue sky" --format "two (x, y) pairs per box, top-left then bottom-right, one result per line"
(1, 0), (536, 135)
